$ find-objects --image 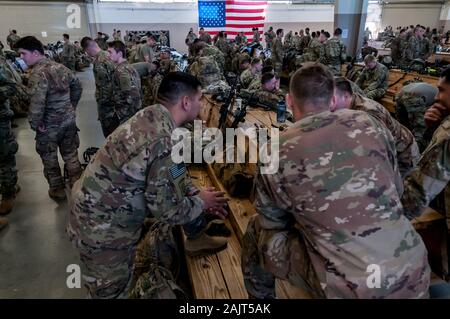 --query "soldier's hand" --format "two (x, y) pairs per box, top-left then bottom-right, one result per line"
(425, 103), (447, 128)
(206, 207), (228, 220)
(199, 187), (228, 212)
